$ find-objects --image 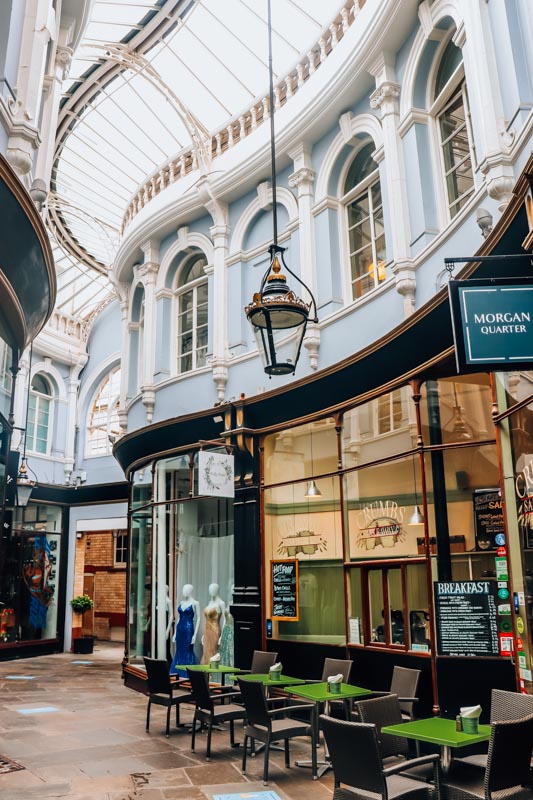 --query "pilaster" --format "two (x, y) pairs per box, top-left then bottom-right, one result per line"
(369, 54), (416, 315)
(209, 222), (230, 400)
(288, 142), (320, 370)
